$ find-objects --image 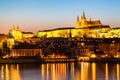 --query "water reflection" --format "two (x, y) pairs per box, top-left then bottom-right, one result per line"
(117, 64), (120, 80)
(92, 63), (96, 80)
(10, 64), (21, 80)
(0, 64), (21, 80)
(1, 65), (4, 80)
(41, 63), (67, 80)
(81, 62), (89, 80)
(0, 62), (119, 80)
(105, 63), (108, 80)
